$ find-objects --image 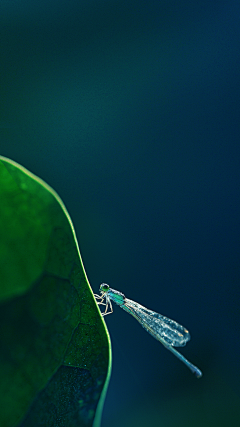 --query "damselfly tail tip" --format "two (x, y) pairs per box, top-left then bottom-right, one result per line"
(194, 367), (203, 379)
